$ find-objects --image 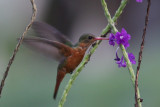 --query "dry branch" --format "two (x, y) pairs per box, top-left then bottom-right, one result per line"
(135, 0), (151, 106)
(0, 0), (37, 97)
